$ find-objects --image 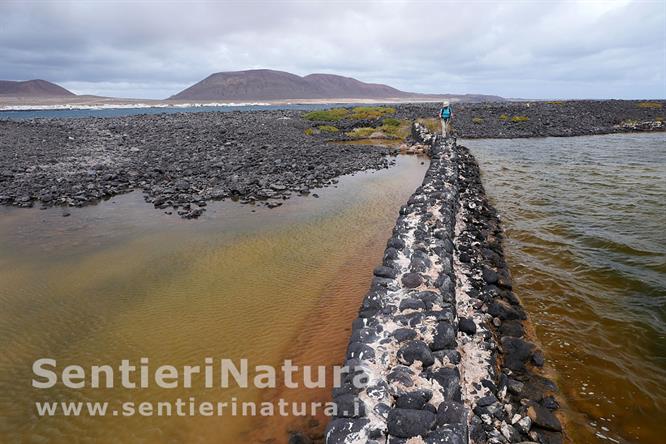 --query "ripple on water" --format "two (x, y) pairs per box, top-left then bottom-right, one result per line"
(464, 133), (666, 444)
(0, 156), (429, 443)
